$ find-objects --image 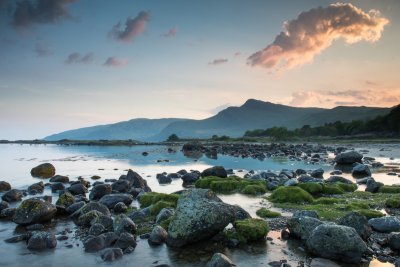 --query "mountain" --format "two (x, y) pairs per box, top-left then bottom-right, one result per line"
(44, 118), (188, 141)
(44, 99), (391, 141)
